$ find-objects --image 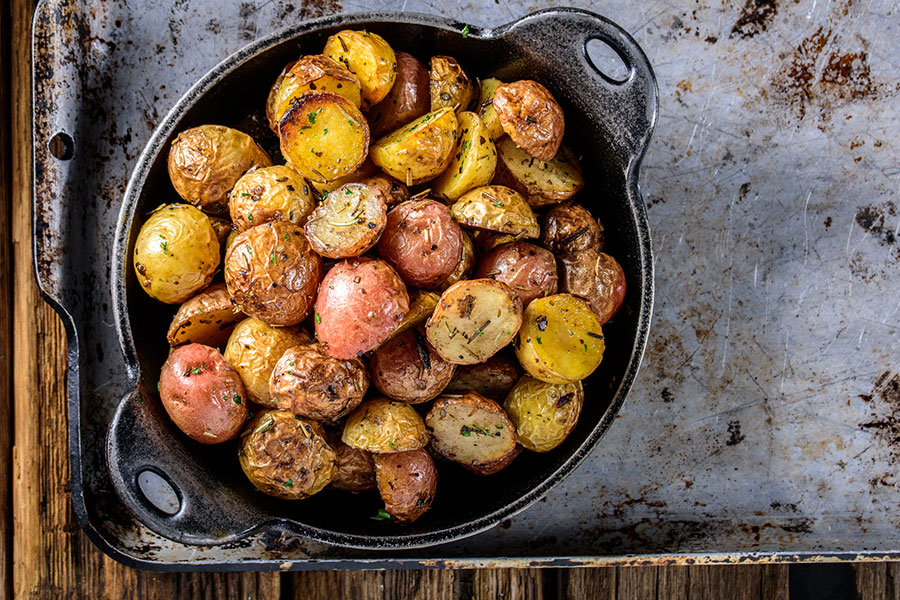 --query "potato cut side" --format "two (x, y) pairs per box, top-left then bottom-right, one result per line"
(425, 279), (523, 365)
(342, 397), (429, 453)
(167, 283), (242, 347)
(504, 376), (583, 452)
(323, 30), (397, 108)
(270, 54), (362, 130)
(304, 182), (387, 258)
(493, 138), (584, 207)
(279, 91), (369, 183)
(432, 111), (497, 200)
(370, 108), (458, 186)
(450, 185), (540, 239)
(476, 78), (505, 141)
(429, 55), (476, 114)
